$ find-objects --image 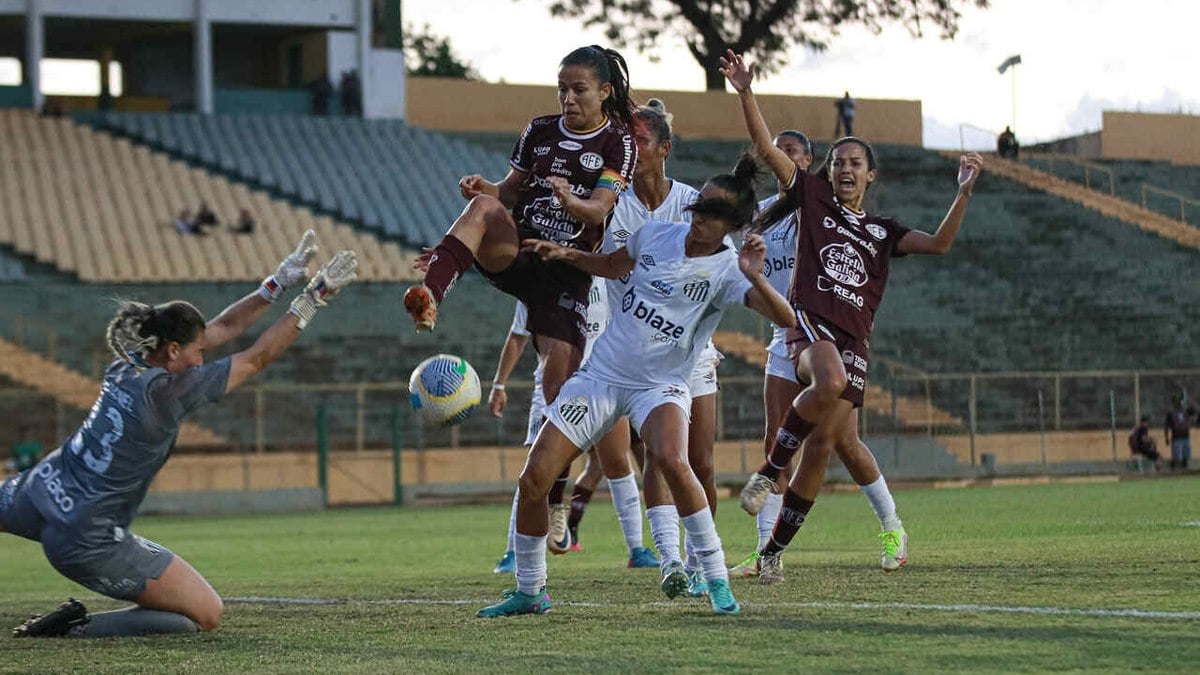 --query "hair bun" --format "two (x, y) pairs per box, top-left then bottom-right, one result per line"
(647, 98), (666, 112)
